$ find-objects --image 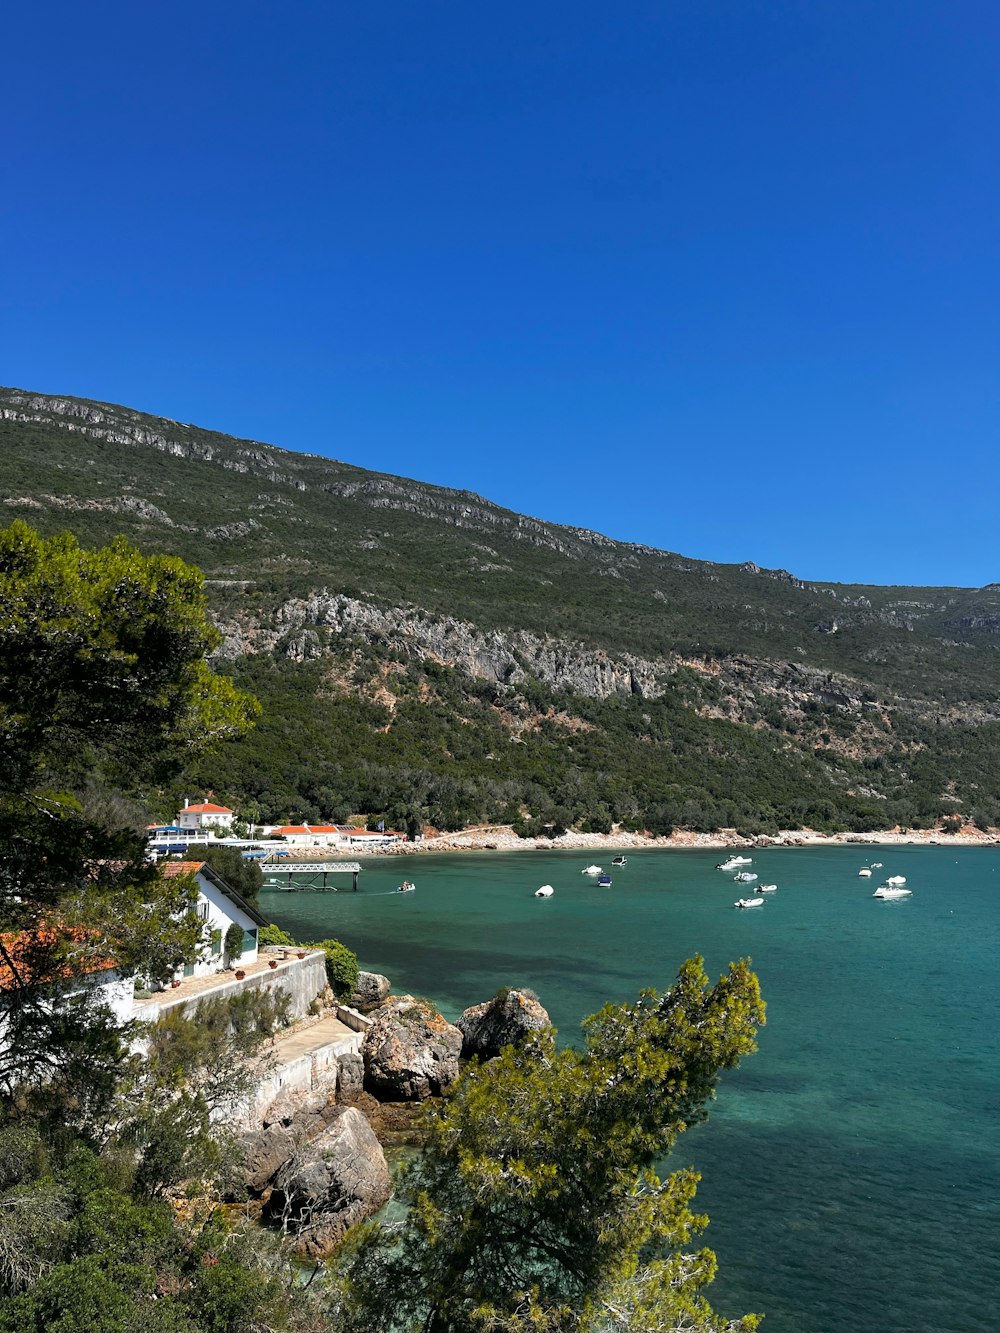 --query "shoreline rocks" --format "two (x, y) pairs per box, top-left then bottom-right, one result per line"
(362, 995), (462, 1100)
(267, 1106), (391, 1258)
(457, 988), (550, 1060)
(350, 970), (392, 1012)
